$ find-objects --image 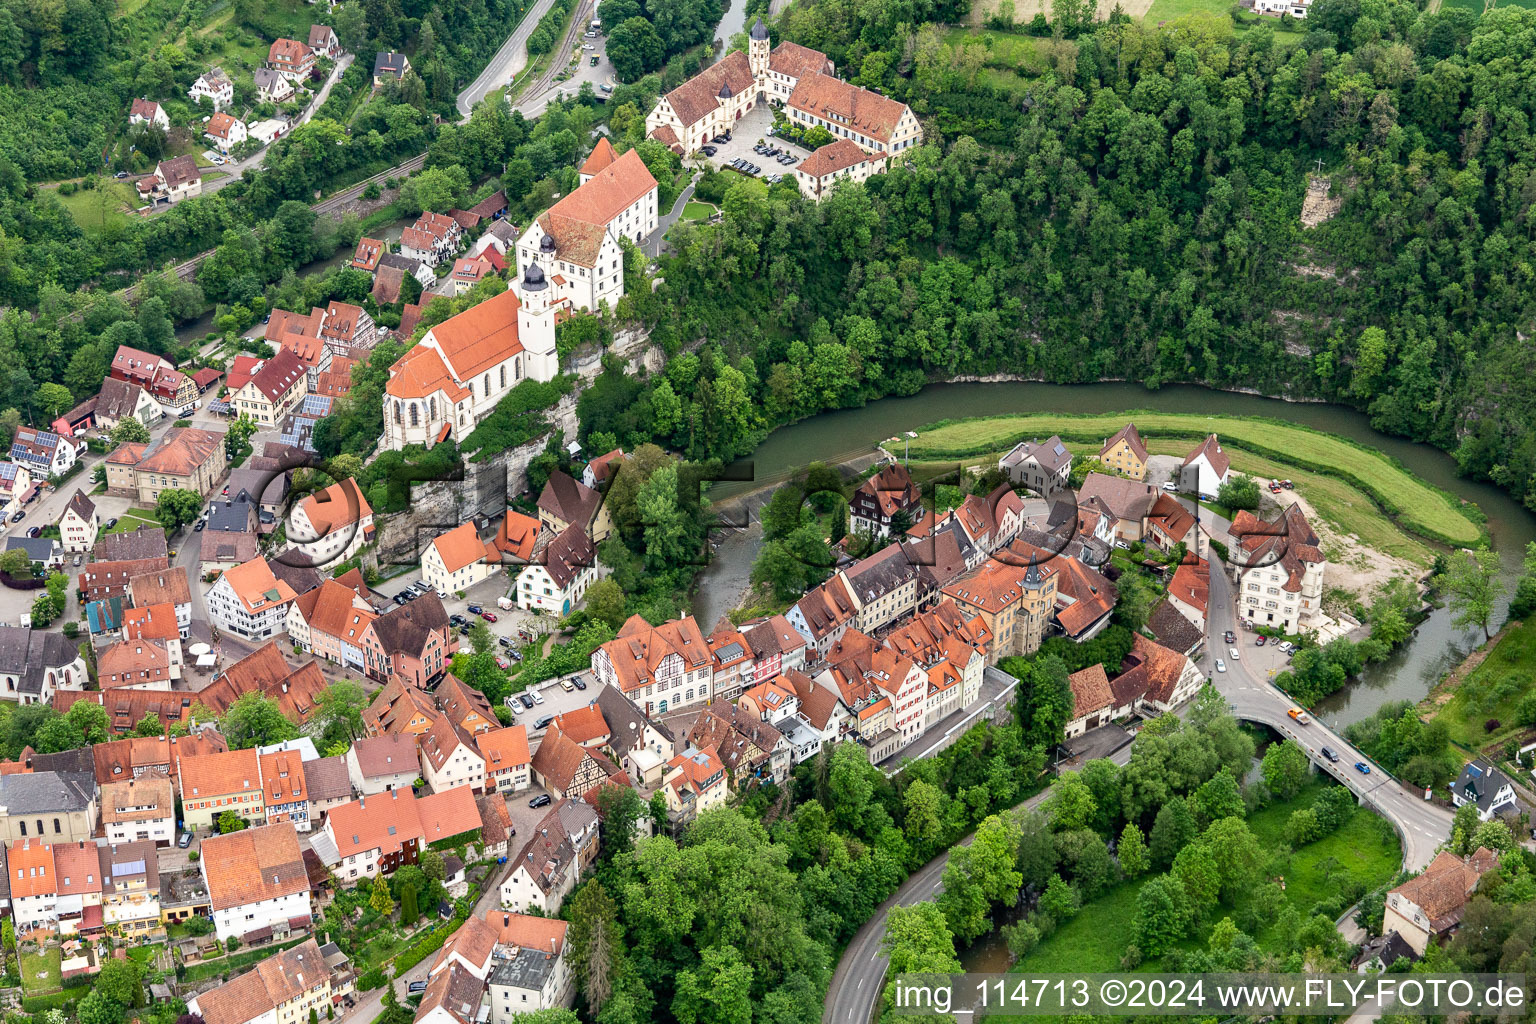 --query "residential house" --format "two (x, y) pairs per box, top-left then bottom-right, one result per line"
(705, 619), (754, 704)
(51, 839), (105, 936)
(784, 69), (923, 156)
(514, 525), (599, 616)
(267, 38), (316, 80)
(849, 462), (922, 538)
(189, 938), (333, 1024)
(190, 68), (234, 110)
(208, 556), (299, 641)
(477, 795), (517, 858)
(0, 771), (98, 842)
(231, 349), (308, 426)
(414, 964), (483, 1024)
(10, 426), (76, 478)
(352, 237), (385, 273)
(591, 614), (714, 717)
(261, 749), (311, 832)
(120, 602), (184, 675)
(431, 915), (498, 980)
(373, 52), (410, 88)
(419, 714), (486, 795)
(1230, 504), (1326, 631)
(781, 669), (849, 761)
(448, 255), (494, 296)
(821, 635), (927, 761)
(684, 701), (791, 787)
(422, 522), (500, 596)
(101, 776), (175, 845)
(786, 575), (859, 664)
(153, 155), (202, 204)
(360, 595), (457, 687)
(1145, 493), (1205, 558)
(529, 728), (617, 801)
(400, 211), (463, 265)
(498, 799), (597, 914)
(99, 840), (161, 937)
(477, 726), (531, 794)
(255, 68), (295, 104)
(180, 747), (264, 832)
(837, 542), (929, 634)
(94, 378), (163, 431)
(200, 822), (311, 942)
(488, 913), (574, 1017)
(302, 756), (352, 826)
(490, 509), (541, 566)
(0, 627), (89, 705)
(130, 98), (170, 129)
(109, 426), (227, 504)
(58, 490), (98, 553)
(581, 448), (623, 490)
(0, 461), (32, 517)
(1064, 664), (1114, 739)
(941, 554), (1057, 663)
(1099, 422), (1150, 480)
(1449, 760), (1517, 822)
(593, 684), (676, 786)
(661, 746), (727, 826)
(884, 599), (992, 726)
(201, 531), (261, 573)
(288, 579), (376, 671)
(288, 478), (375, 569)
(512, 148), (658, 313)
(536, 471), (613, 543)
(381, 286), (558, 451)
(7, 535), (60, 570)
(436, 675), (498, 736)
(319, 788), (424, 882)
(98, 638), (175, 691)
(8, 839), (61, 931)
(1146, 599), (1204, 658)
(1166, 557), (1210, 631)
(318, 300), (378, 353)
(1076, 472), (1158, 544)
(1180, 434), (1231, 498)
(1382, 848), (1499, 956)
(205, 112), (248, 153)
(999, 436), (1072, 495)
(195, 643), (328, 724)
(347, 734), (420, 795)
